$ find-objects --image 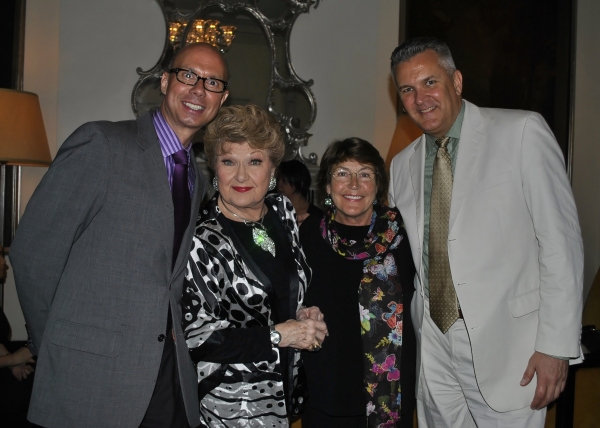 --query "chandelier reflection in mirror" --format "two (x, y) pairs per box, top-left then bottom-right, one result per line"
(169, 19), (236, 53)
(132, 0), (320, 165)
